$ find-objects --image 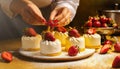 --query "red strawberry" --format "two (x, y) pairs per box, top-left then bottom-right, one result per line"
(24, 28), (37, 36)
(93, 21), (101, 27)
(68, 28), (80, 38)
(114, 42), (120, 52)
(47, 20), (58, 27)
(56, 26), (66, 33)
(103, 40), (112, 45)
(101, 23), (108, 27)
(112, 55), (120, 68)
(85, 20), (92, 27)
(87, 28), (96, 34)
(100, 15), (107, 23)
(44, 32), (55, 41)
(68, 46), (79, 56)
(1, 51), (13, 62)
(100, 44), (110, 54)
